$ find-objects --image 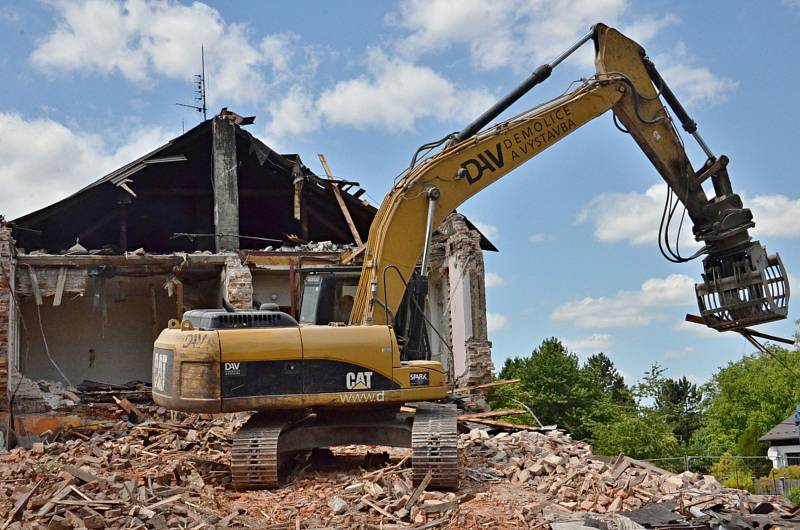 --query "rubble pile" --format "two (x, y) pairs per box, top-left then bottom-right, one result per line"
(462, 428), (727, 513)
(0, 412), (247, 529)
(0, 409), (796, 529)
(261, 240), (354, 253)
